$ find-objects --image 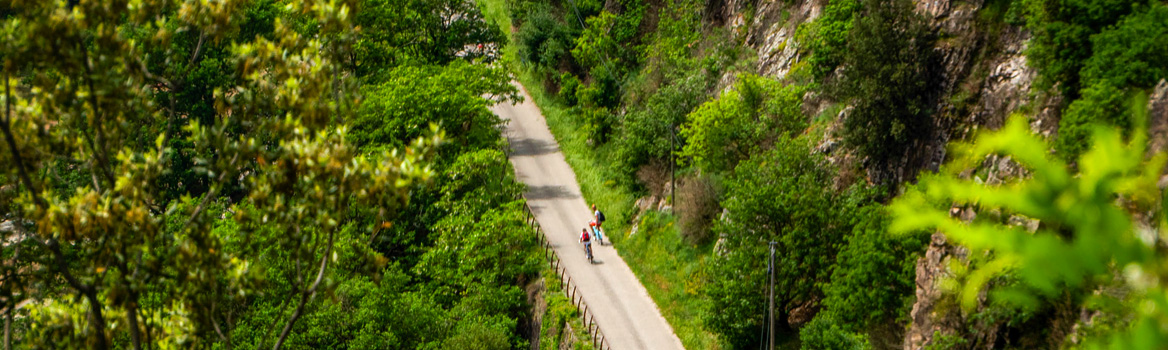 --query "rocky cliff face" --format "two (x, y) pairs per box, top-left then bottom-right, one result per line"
(721, 0), (823, 80)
